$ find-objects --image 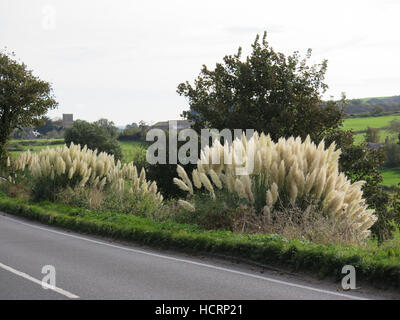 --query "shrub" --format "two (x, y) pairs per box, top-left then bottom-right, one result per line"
(365, 127), (380, 143)
(174, 132), (377, 244)
(7, 142), (24, 152)
(130, 145), (148, 170)
(172, 191), (238, 230)
(56, 185), (163, 220)
(64, 120), (122, 160)
(146, 132), (196, 199)
(118, 127), (145, 142)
